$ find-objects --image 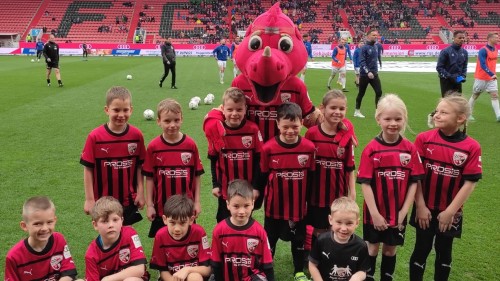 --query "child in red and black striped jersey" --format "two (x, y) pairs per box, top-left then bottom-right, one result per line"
(208, 87), (264, 222)
(81, 86), (146, 226)
(143, 99), (204, 238)
(211, 179), (274, 281)
(305, 90), (358, 242)
(5, 196), (81, 281)
(409, 95), (482, 281)
(357, 94), (424, 281)
(85, 197), (149, 281)
(150, 195), (211, 281)
(259, 102), (316, 281)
